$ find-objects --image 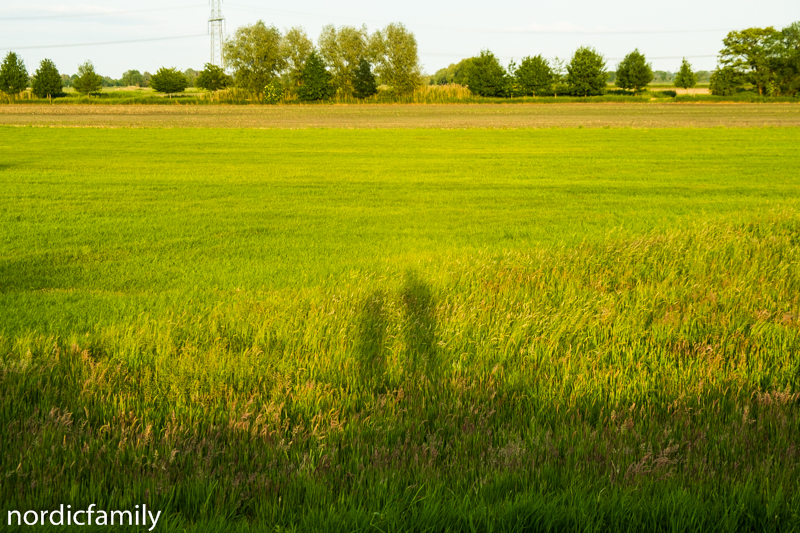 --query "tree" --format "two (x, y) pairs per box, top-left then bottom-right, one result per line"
(772, 22), (800, 96)
(149, 67), (189, 97)
(353, 58), (378, 98)
(281, 27), (314, 87)
(719, 27), (781, 95)
(430, 58), (474, 86)
(224, 21), (286, 94)
(195, 64), (232, 91)
(184, 68), (199, 87)
(615, 49), (653, 94)
(121, 70), (145, 87)
(371, 23), (423, 95)
(0, 52), (29, 97)
(567, 47), (607, 97)
(674, 58), (697, 90)
(551, 57), (567, 97)
(465, 50), (507, 97)
(143, 72), (152, 87)
(709, 66), (744, 96)
(297, 51), (334, 101)
(72, 61), (103, 95)
(31, 58), (62, 100)
(318, 24), (370, 96)
(515, 55), (553, 96)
